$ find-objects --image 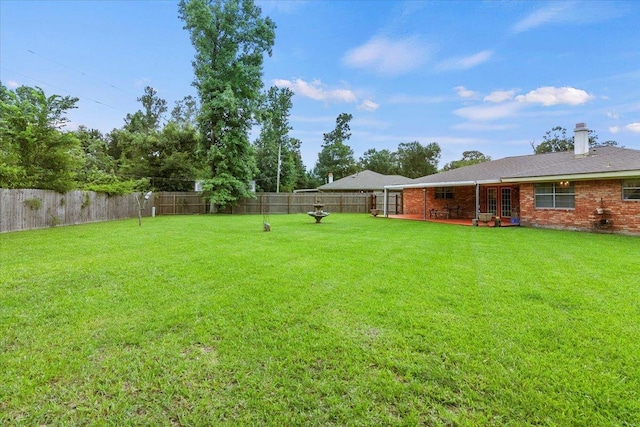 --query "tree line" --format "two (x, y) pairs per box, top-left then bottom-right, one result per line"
(0, 0), (617, 204)
(0, 81), (447, 194)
